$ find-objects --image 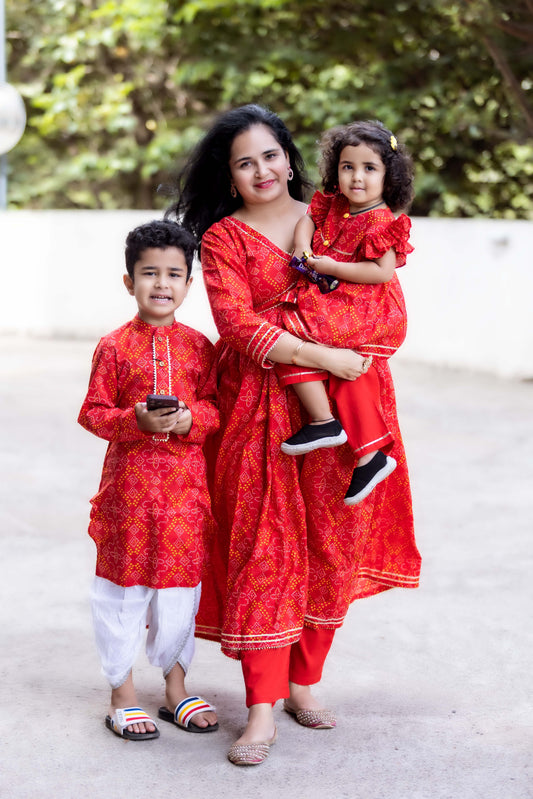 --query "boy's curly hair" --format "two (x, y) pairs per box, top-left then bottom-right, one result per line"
(319, 120), (414, 212)
(125, 219), (197, 279)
